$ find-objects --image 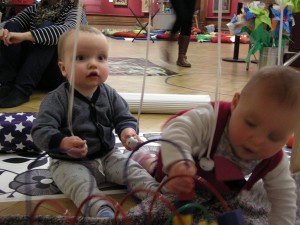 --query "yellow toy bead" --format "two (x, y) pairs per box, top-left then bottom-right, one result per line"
(197, 220), (218, 225)
(173, 214), (193, 225)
